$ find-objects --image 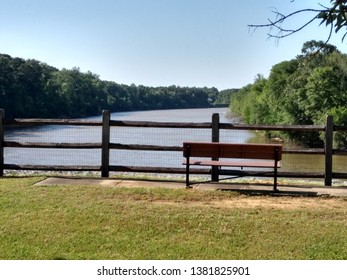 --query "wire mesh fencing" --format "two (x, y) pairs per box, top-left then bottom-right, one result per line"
(1, 109), (346, 185)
